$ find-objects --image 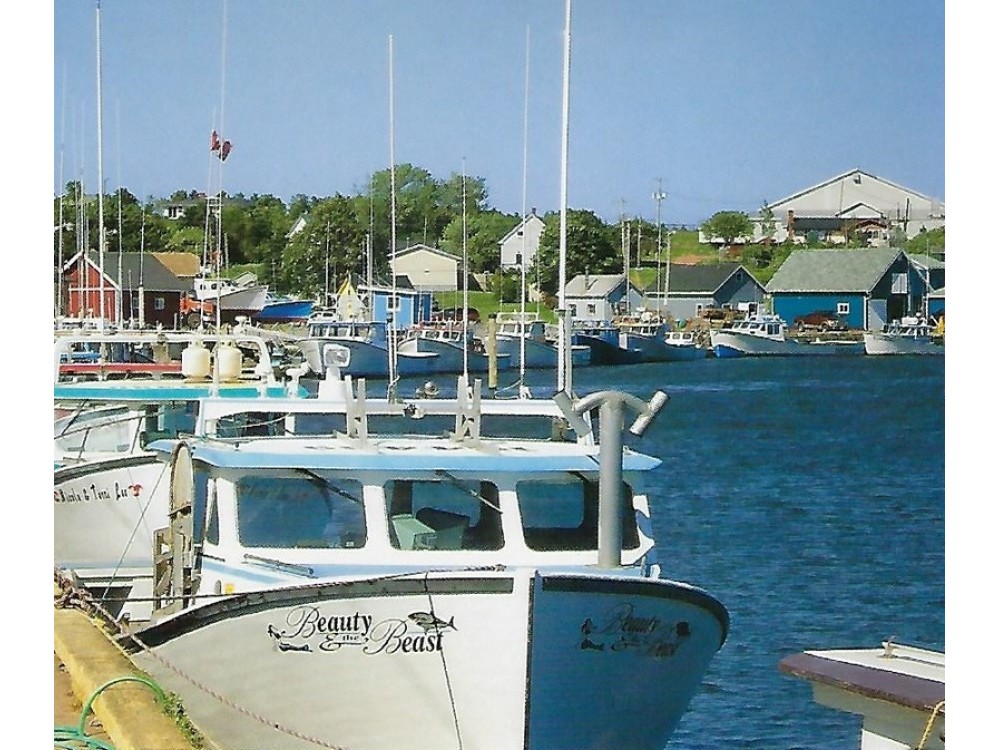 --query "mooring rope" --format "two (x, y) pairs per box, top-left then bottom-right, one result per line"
(915, 700), (945, 750)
